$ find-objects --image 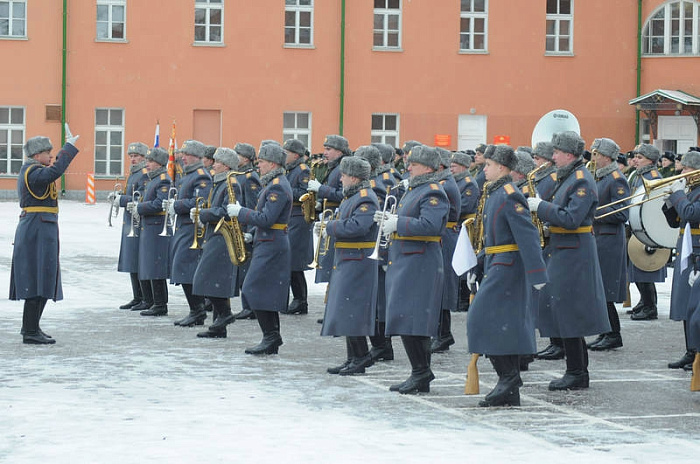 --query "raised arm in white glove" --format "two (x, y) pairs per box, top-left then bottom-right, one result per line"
(227, 201), (242, 217)
(688, 270), (700, 287)
(373, 210), (386, 224)
(527, 197), (542, 213)
(64, 123), (79, 146)
(307, 179), (322, 192)
(669, 178), (686, 193)
(533, 283), (546, 290)
(243, 232), (253, 243)
(381, 213), (398, 236)
(111, 193), (121, 205)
